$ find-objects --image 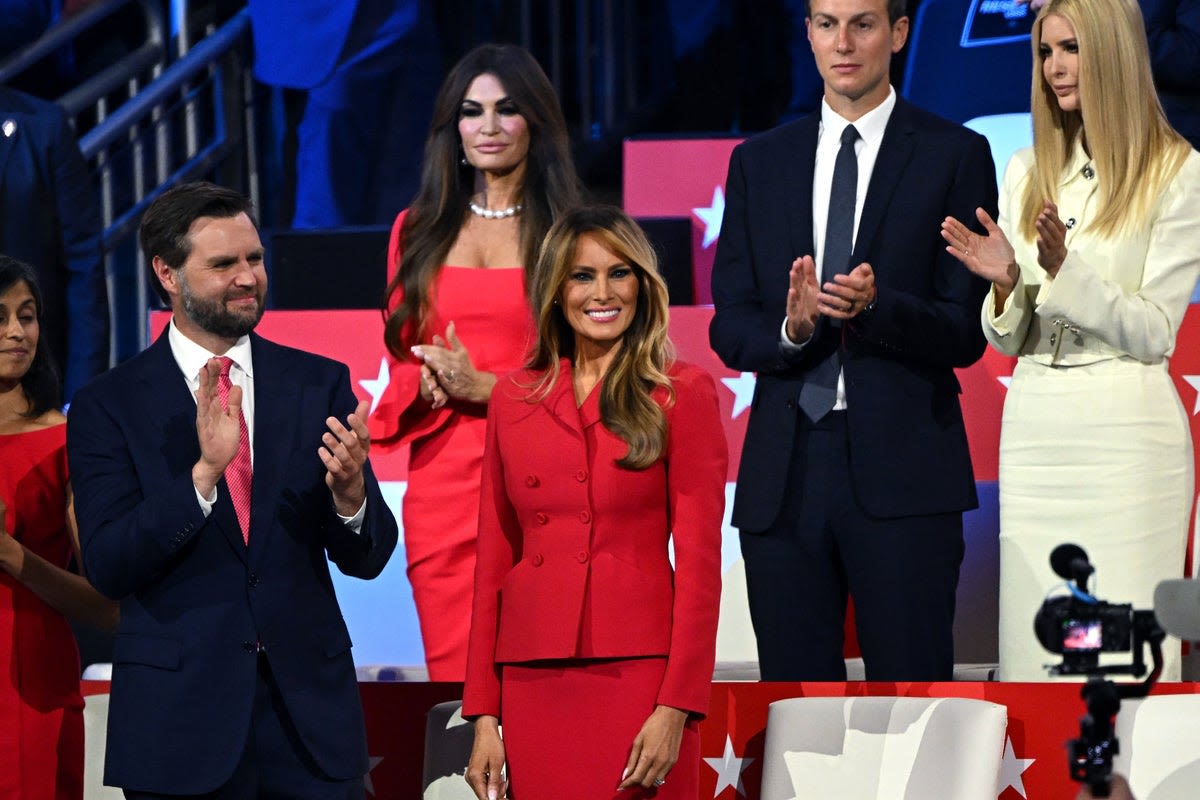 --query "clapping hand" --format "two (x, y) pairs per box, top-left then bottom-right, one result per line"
(320, 399), (370, 517)
(411, 321), (496, 405)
